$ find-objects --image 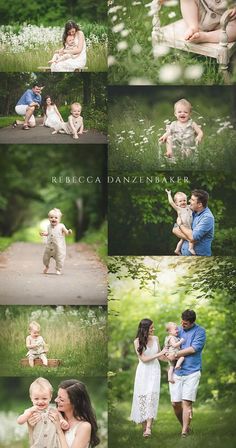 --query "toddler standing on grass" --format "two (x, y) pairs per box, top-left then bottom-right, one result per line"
(165, 189), (196, 255)
(159, 98), (203, 159)
(40, 208), (72, 275)
(164, 322), (185, 383)
(180, 0), (236, 43)
(17, 377), (69, 448)
(26, 321), (48, 367)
